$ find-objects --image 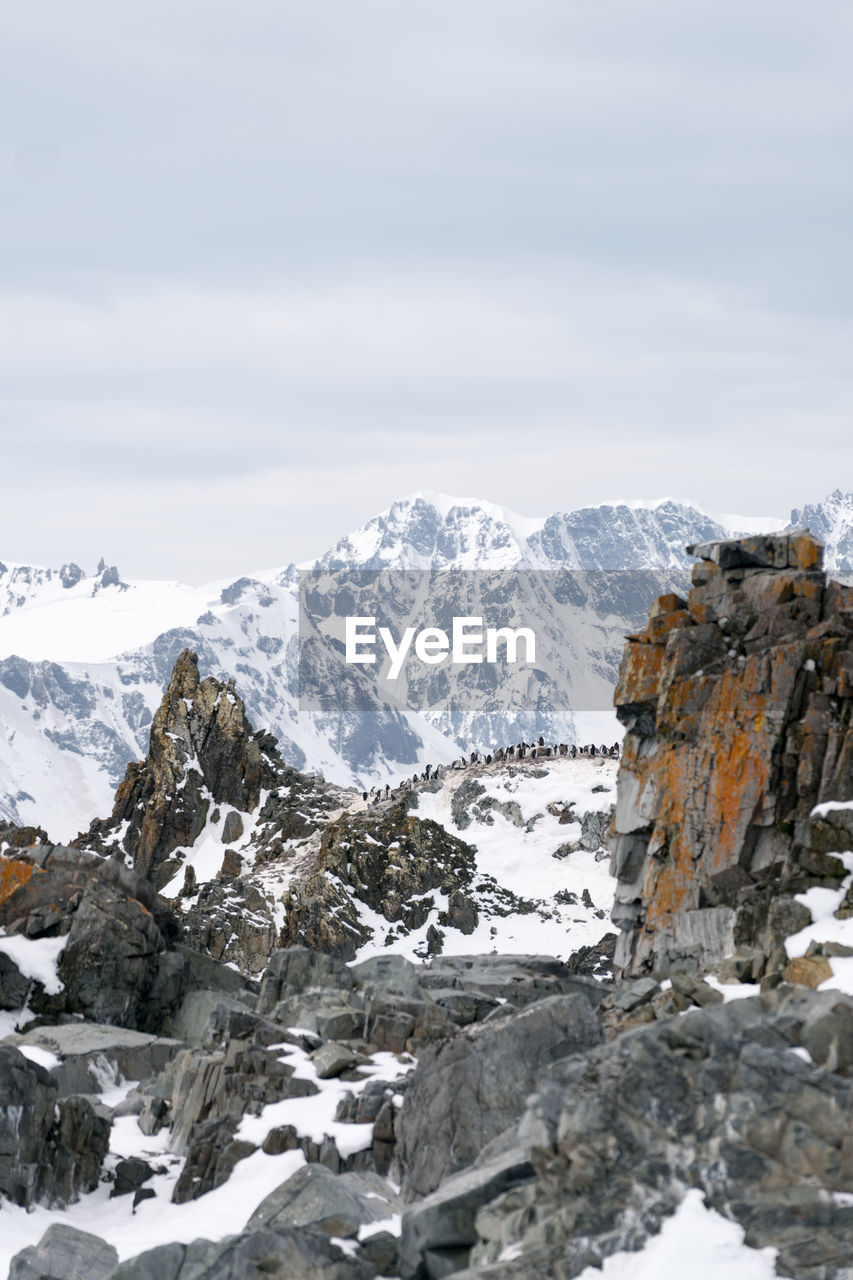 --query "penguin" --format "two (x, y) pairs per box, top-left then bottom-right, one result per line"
(537, 735), (545, 747)
(570, 744), (577, 758)
(424, 763), (432, 780)
(385, 783), (390, 797)
(362, 790), (368, 801)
